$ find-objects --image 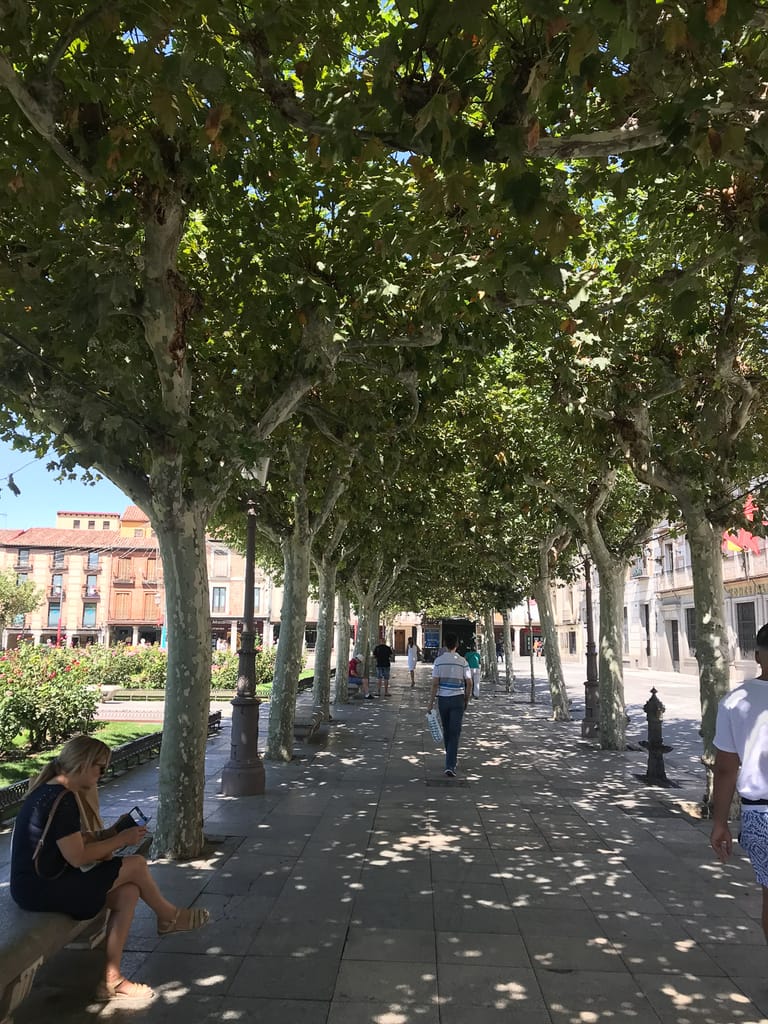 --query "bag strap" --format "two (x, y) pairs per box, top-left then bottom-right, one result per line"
(33, 790), (70, 880)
